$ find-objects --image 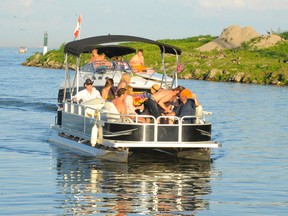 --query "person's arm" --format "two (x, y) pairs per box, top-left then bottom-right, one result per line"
(93, 88), (102, 99)
(130, 55), (136, 65)
(158, 95), (173, 113)
(192, 93), (200, 107)
(72, 90), (84, 103)
(72, 96), (77, 102)
(165, 111), (176, 116)
(141, 56), (145, 65)
(101, 88), (108, 100)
